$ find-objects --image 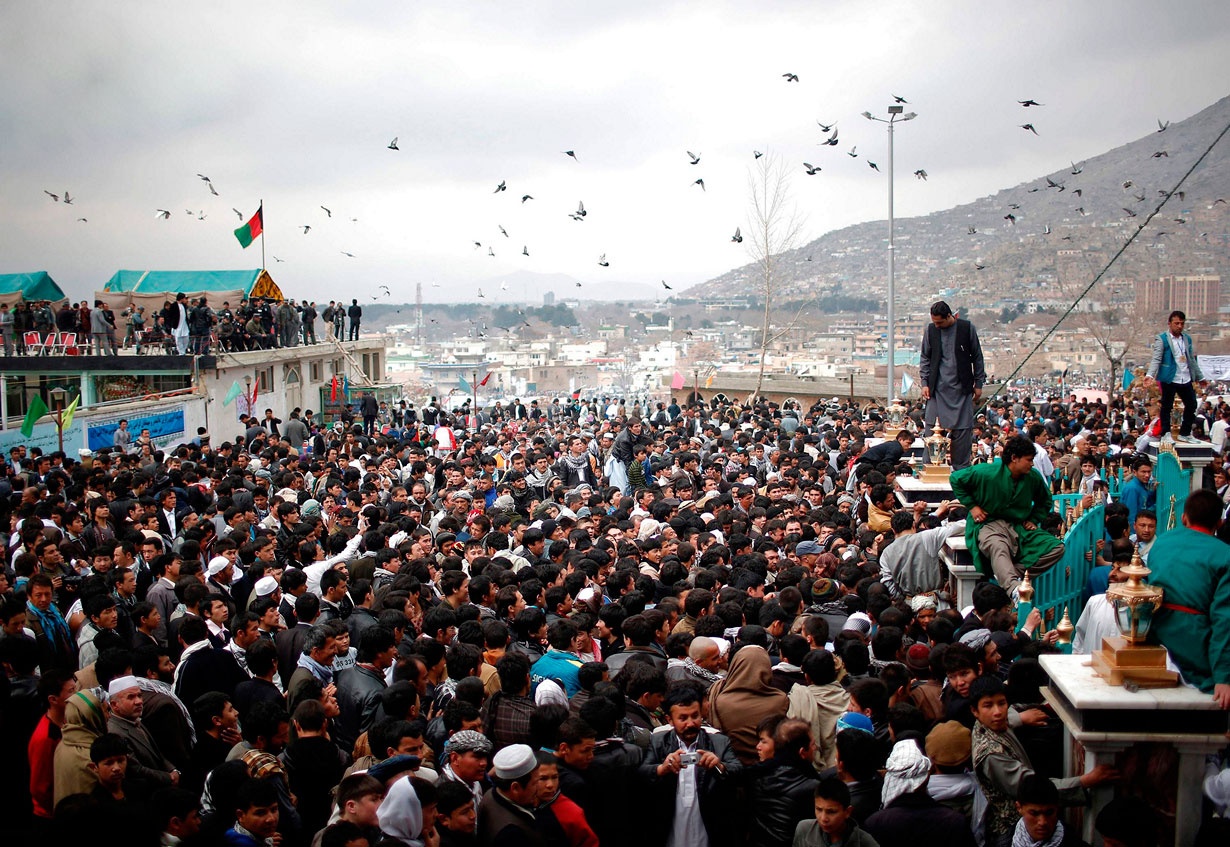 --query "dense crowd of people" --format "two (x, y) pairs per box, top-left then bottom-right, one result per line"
(0, 294), (365, 357)
(2, 385), (1227, 847)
